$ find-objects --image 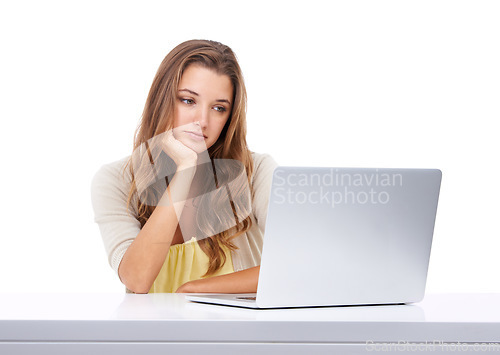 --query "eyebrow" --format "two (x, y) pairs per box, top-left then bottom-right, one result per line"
(178, 88), (231, 105)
